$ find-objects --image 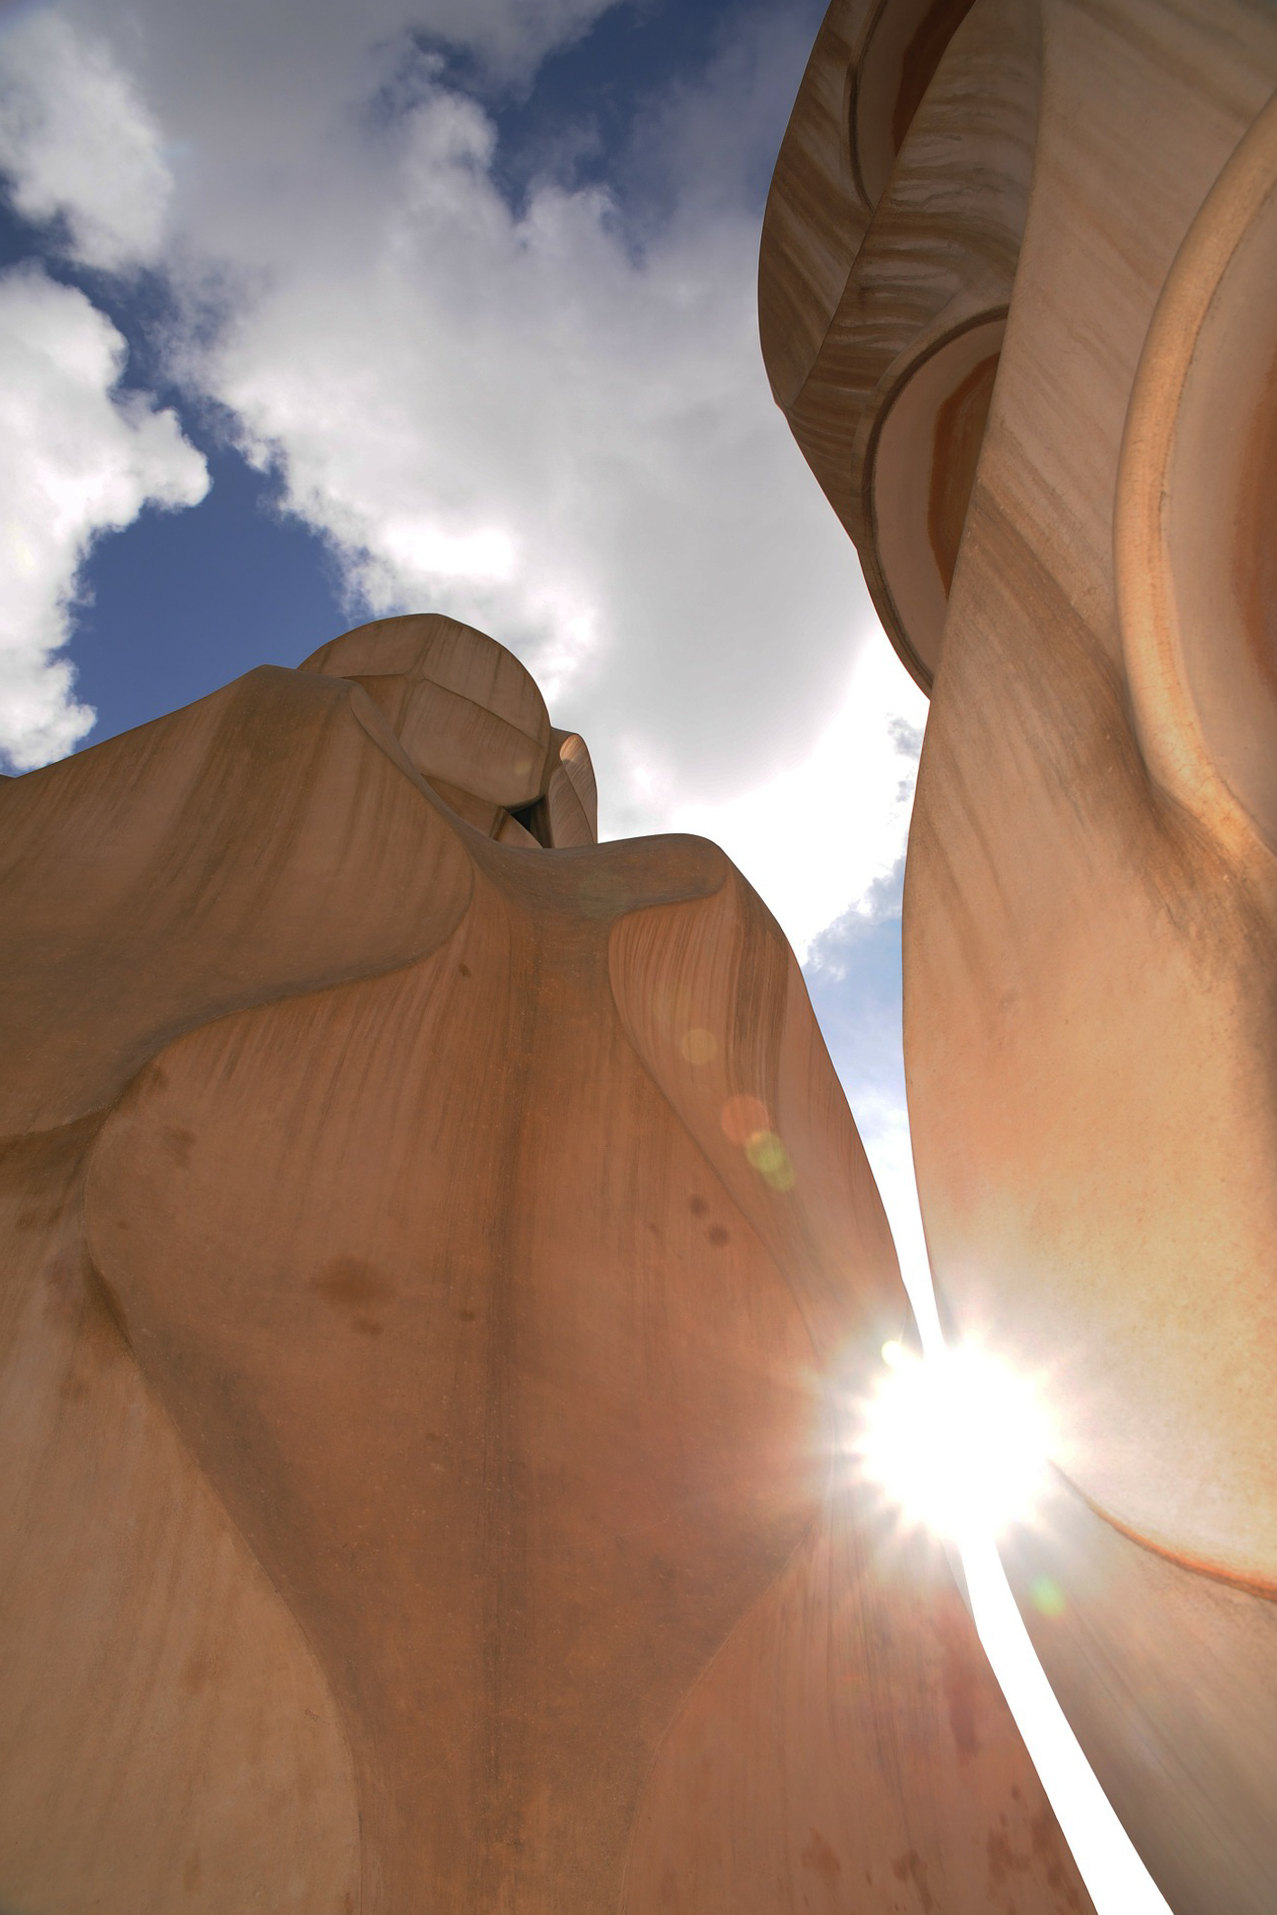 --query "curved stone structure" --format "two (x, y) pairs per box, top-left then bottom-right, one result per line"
(0, 616), (1089, 1910)
(761, 4), (1277, 1909)
(759, 0), (1038, 688)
